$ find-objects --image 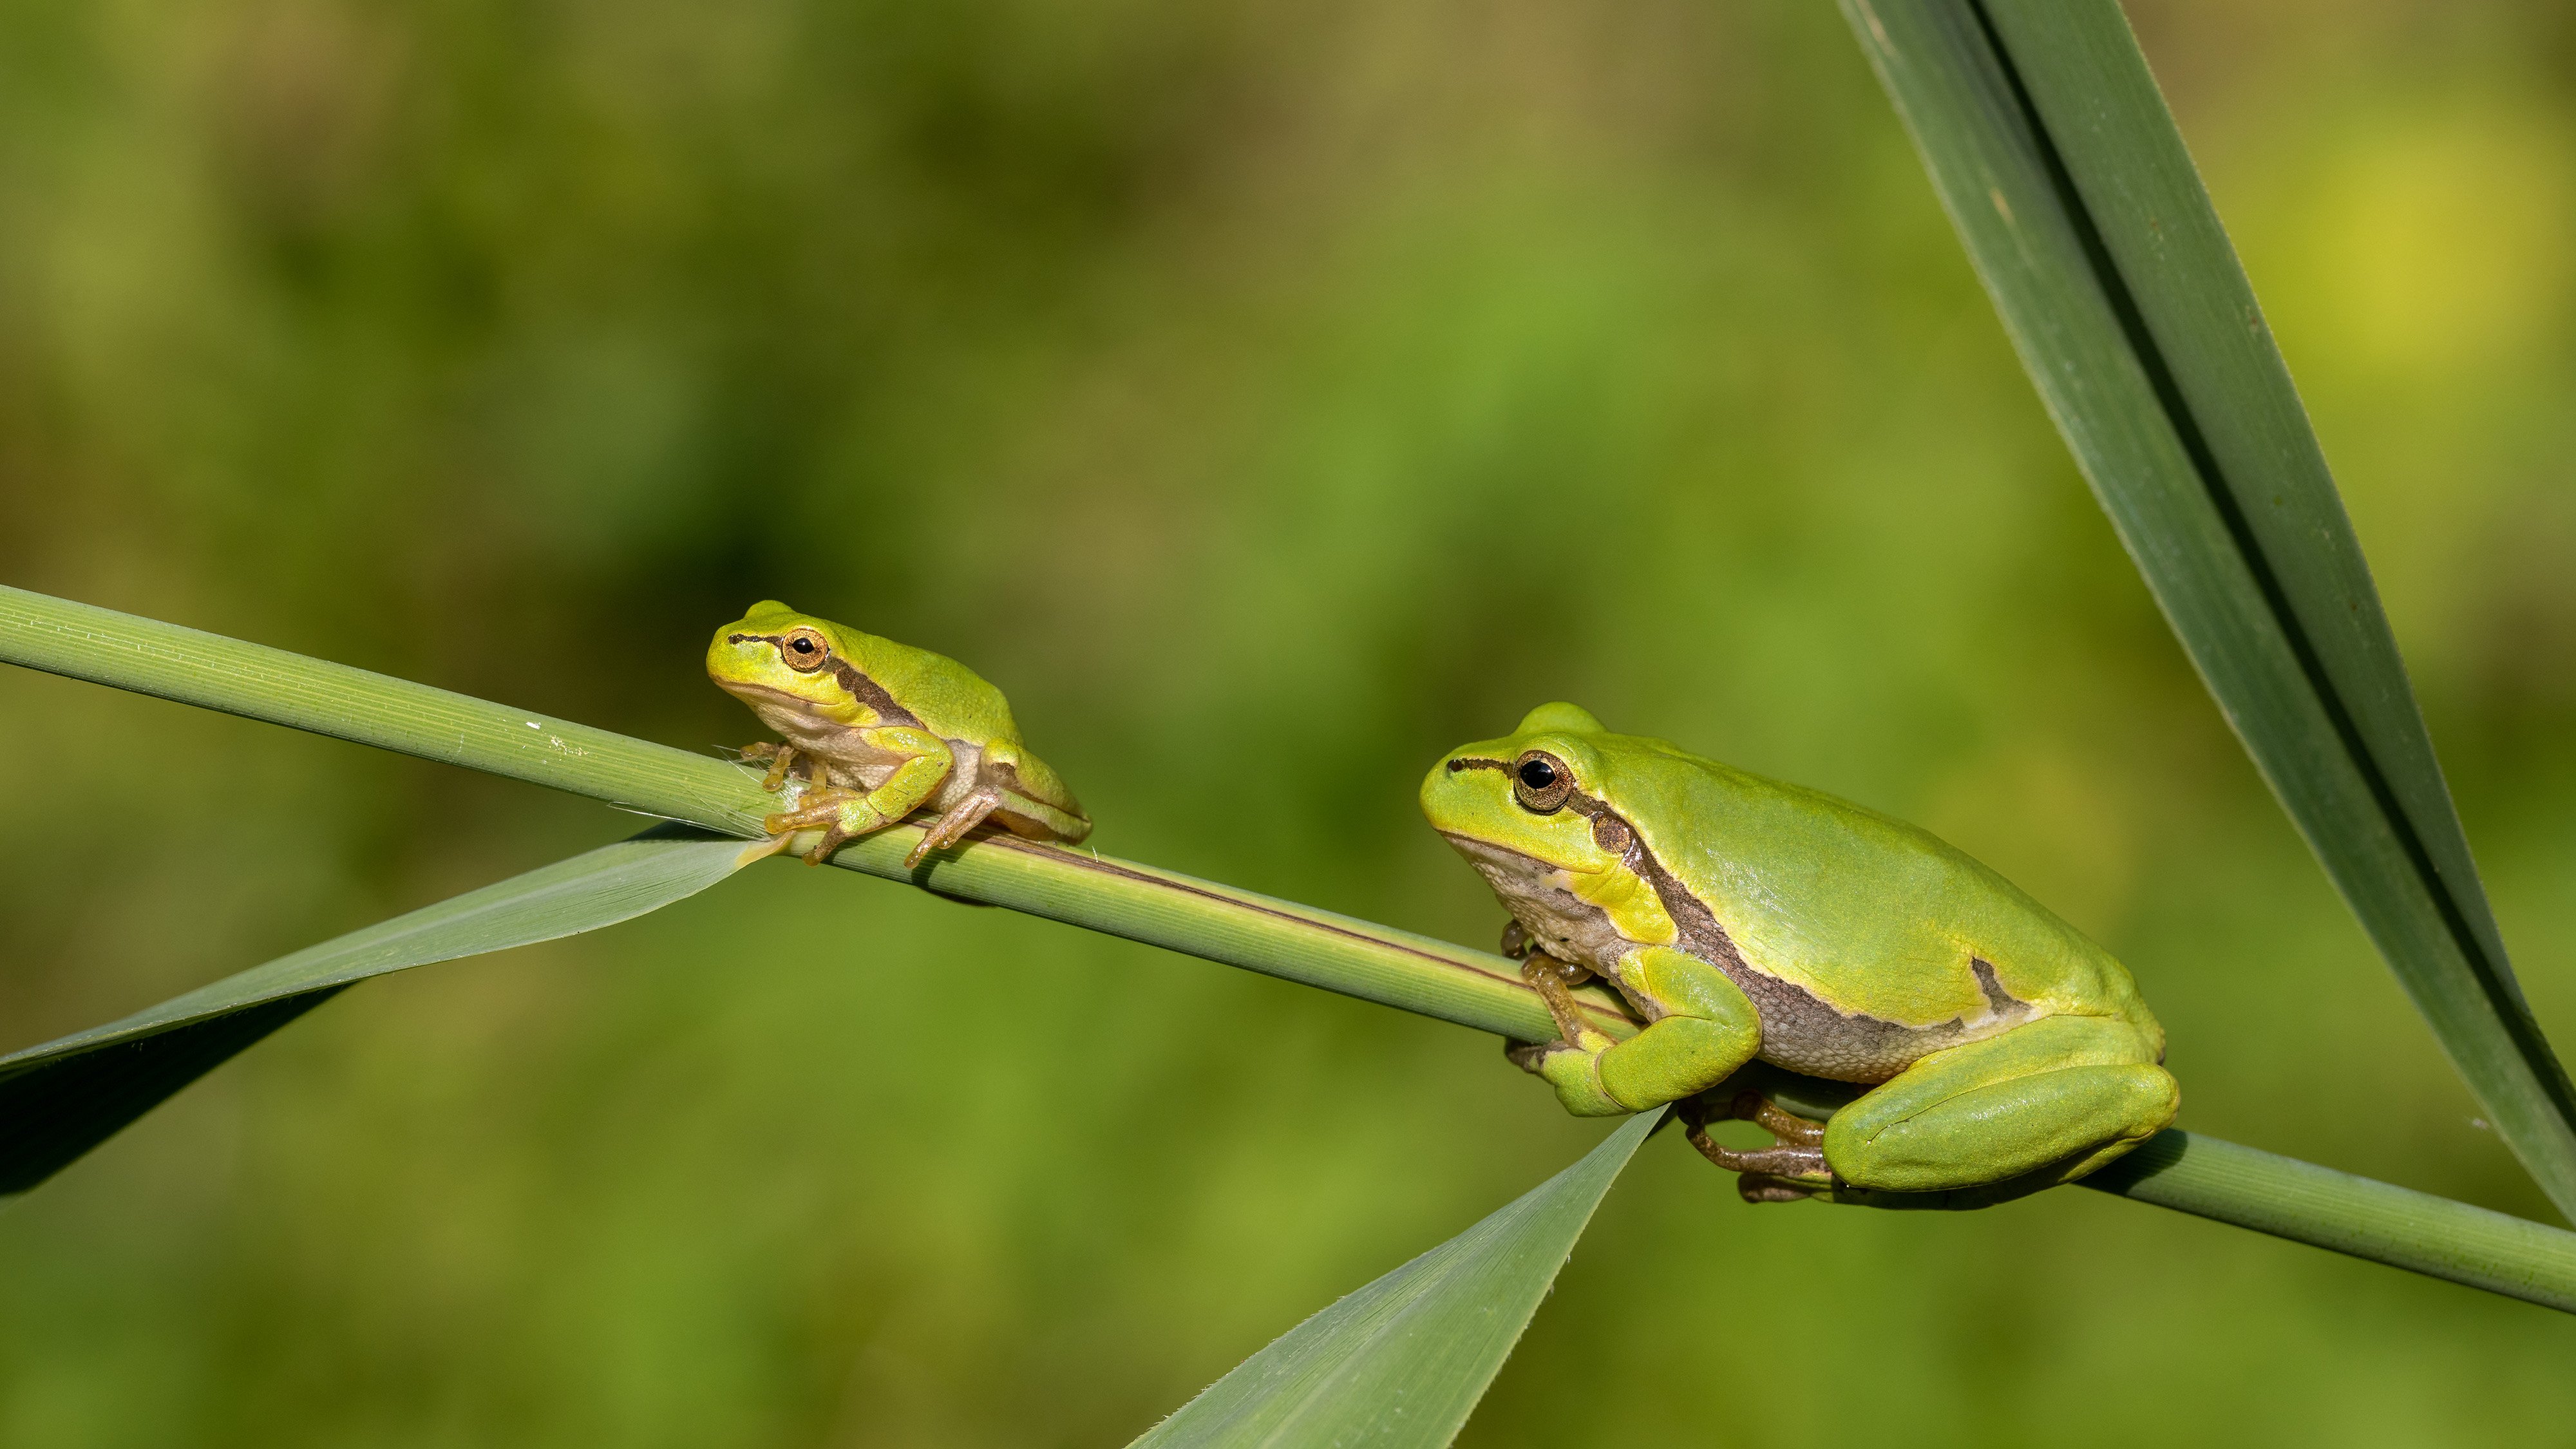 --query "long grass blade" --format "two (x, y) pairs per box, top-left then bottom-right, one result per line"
(1834, 0), (2576, 1220)
(0, 824), (748, 1193)
(1130, 1111), (1660, 1448)
(6, 585), (2575, 1309)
